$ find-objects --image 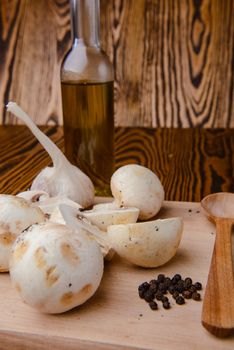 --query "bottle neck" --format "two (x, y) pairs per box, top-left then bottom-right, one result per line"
(70, 0), (100, 48)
